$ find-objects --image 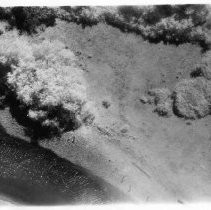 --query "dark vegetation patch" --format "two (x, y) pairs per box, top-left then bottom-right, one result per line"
(5, 93), (80, 142)
(111, 5), (210, 51)
(190, 63), (211, 80)
(102, 101), (111, 109)
(190, 64), (206, 78)
(0, 7), (57, 34)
